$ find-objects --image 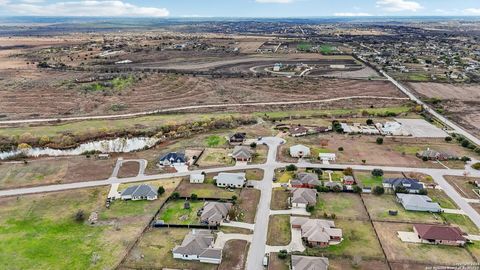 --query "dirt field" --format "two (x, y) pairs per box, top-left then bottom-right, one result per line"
(117, 161), (140, 178)
(218, 240), (250, 270)
(444, 176), (480, 199)
(374, 222), (475, 265)
(237, 188), (260, 223)
(409, 82), (480, 137)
